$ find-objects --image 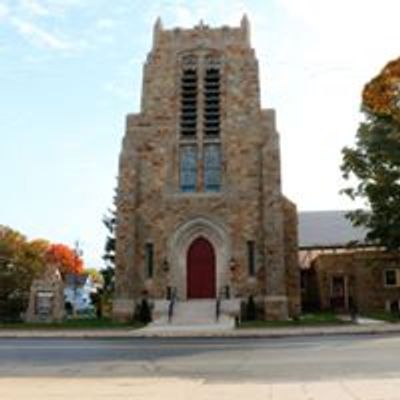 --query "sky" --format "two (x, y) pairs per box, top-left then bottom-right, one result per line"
(0, 0), (399, 268)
